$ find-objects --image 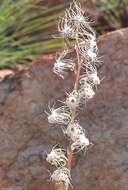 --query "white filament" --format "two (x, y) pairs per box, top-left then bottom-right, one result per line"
(51, 167), (71, 188)
(53, 50), (75, 79)
(46, 148), (68, 167)
(66, 90), (80, 110)
(48, 106), (71, 125)
(66, 122), (90, 151)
